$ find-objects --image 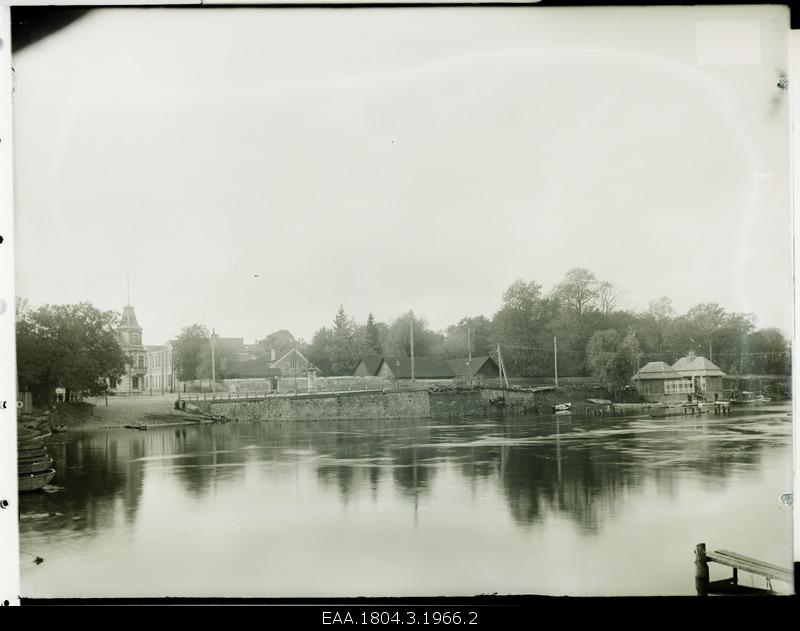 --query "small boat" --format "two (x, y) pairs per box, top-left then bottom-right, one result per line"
(124, 424), (147, 431)
(17, 431), (52, 442)
(51, 424), (69, 433)
(18, 447), (47, 459)
(18, 469), (56, 492)
(552, 403), (572, 412)
(18, 457), (54, 475)
(731, 392), (769, 405)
